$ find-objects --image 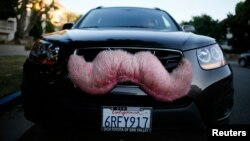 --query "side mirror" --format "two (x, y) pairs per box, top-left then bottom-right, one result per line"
(63, 23), (74, 30)
(182, 25), (195, 33)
